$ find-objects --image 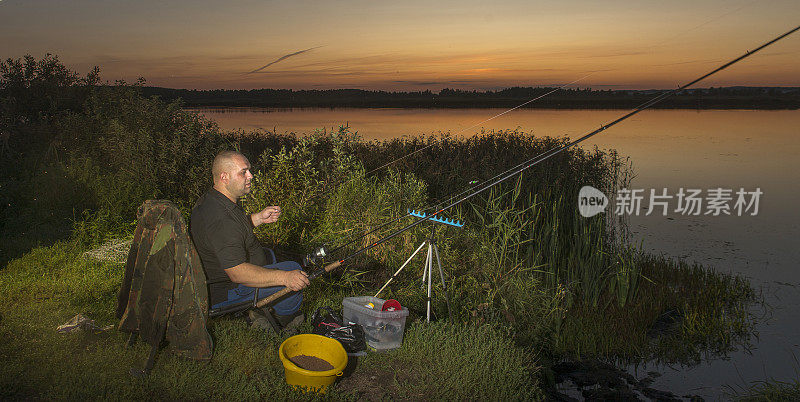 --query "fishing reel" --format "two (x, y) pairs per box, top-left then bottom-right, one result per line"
(303, 245), (329, 267)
